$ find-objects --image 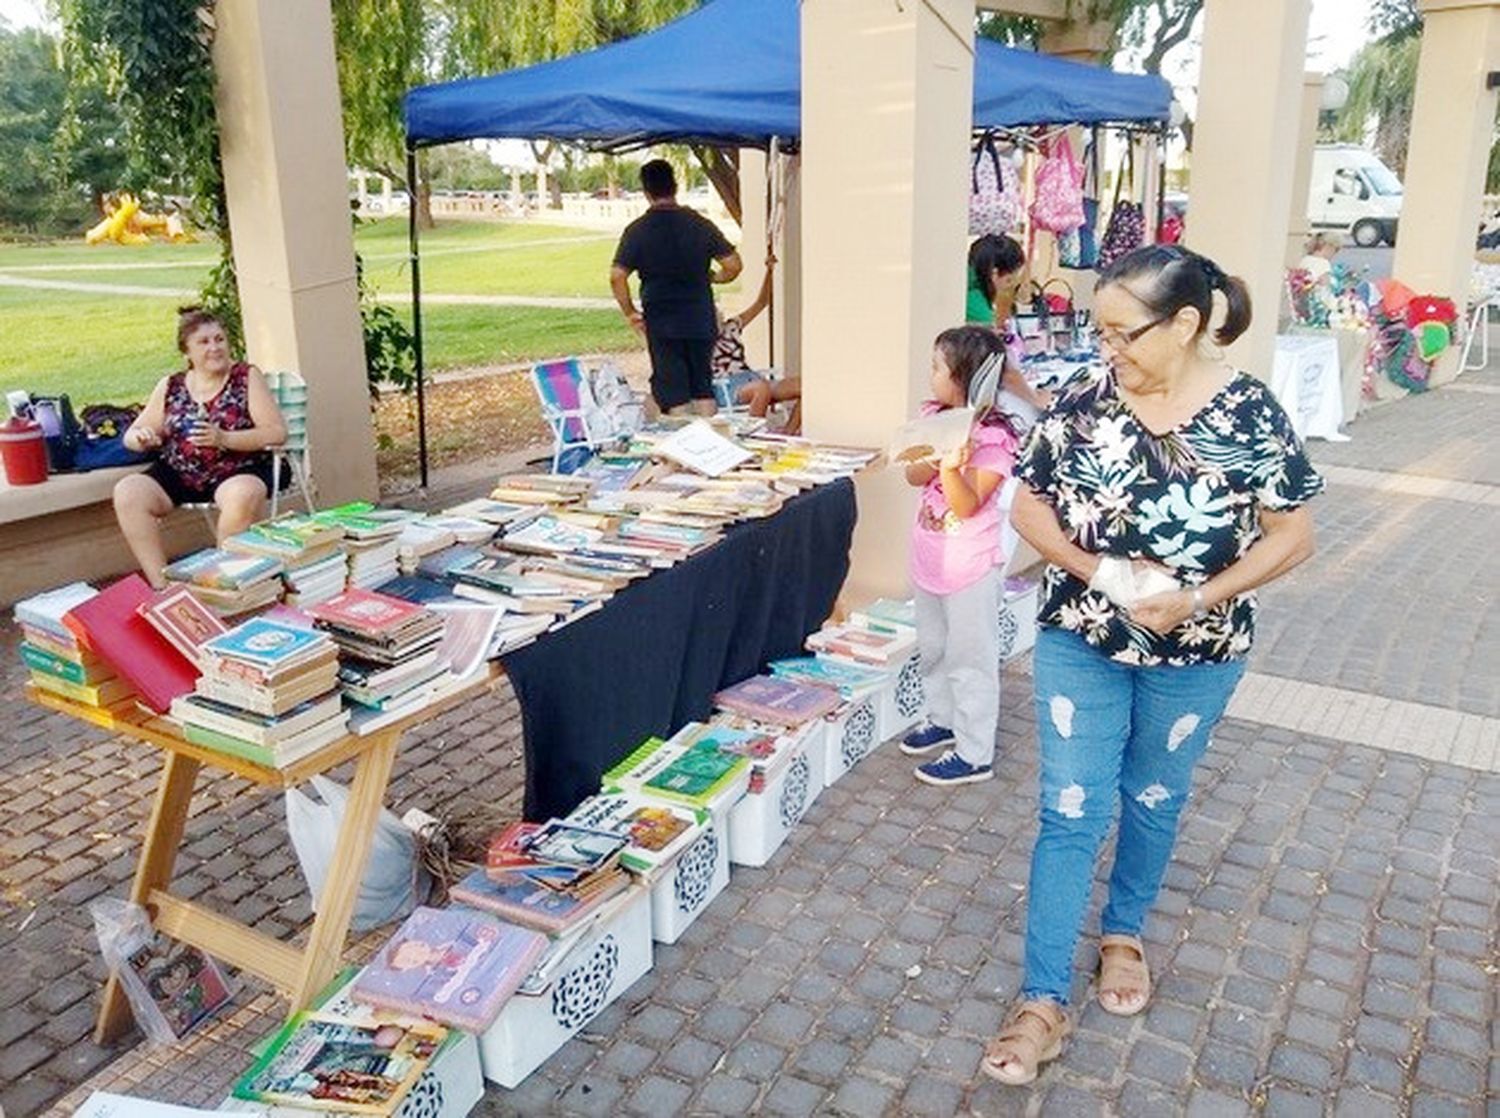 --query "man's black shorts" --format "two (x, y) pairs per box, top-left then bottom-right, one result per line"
(646, 333), (715, 410)
(144, 457), (287, 506)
